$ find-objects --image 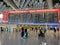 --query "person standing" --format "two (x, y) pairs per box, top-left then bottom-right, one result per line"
(1, 27), (3, 32)
(24, 28), (28, 38)
(21, 27), (24, 37)
(54, 27), (57, 33)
